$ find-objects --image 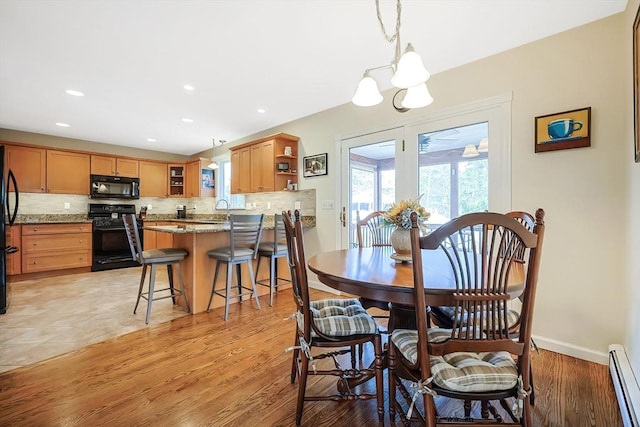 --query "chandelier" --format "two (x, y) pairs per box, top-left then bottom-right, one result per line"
(352, 0), (433, 112)
(207, 139), (228, 169)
